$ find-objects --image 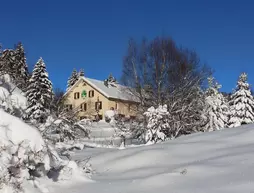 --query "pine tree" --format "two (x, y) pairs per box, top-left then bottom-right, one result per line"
(144, 105), (168, 144)
(79, 68), (84, 77)
(228, 73), (254, 127)
(67, 69), (79, 91)
(0, 43), (29, 91)
(25, 57), (53, 123)
(104, 73), (117, 87)
(203, 76), (229, 131)
(108, 73), (116, 83)
(0, 49), (16, 76)
(13, 42), (29, 90)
